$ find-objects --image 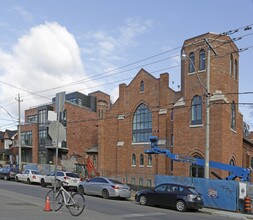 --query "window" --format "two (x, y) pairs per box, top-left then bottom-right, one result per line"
(39, 129), (47, 146)
(229, 158), (235, 177)
(230, 54), (233, 76)
(234, 59), (238, 80)
(231, 101), (236, 130)
(140, 80), (144, 92)
(190, 155), (204, 178)
(140, 154), (144, 166)
(132, 103), (152, 143)
(139, 177), (143, 186)
(189, 52), (195, 73)
(191, 96), (202, 125)
(131, 177), (135, 185)
(38, 109), (47, 127)
(251, 157), (253, 169)
(132, 154), (136, 166)
(147, 179), (152, 187)
(199, 49), (205, 71)
(21, 131), (32, 146)
(148, 154), (152, 167)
